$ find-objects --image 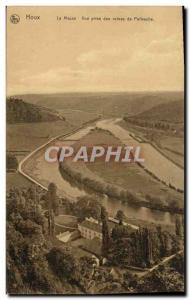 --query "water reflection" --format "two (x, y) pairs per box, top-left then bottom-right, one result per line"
(101, 197), (176, 225)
